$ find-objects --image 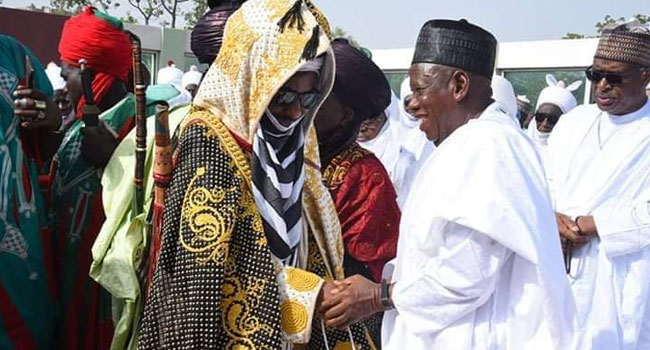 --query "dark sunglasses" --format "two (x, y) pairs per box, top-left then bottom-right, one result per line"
(535, 112), (560, 125)
(271, 89), (320, 109)
(585, 65), (639, 85)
